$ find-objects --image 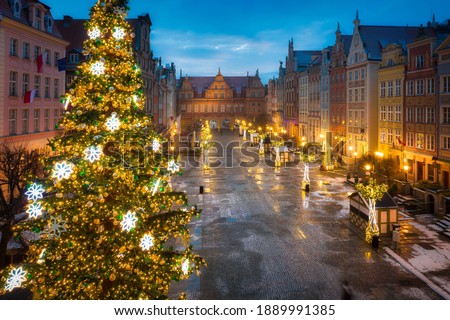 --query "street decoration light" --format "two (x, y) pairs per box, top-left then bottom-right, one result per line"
(355, 178), (389, 244)
(200, 120), (212, 171)
(403, 165), (409, 182)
